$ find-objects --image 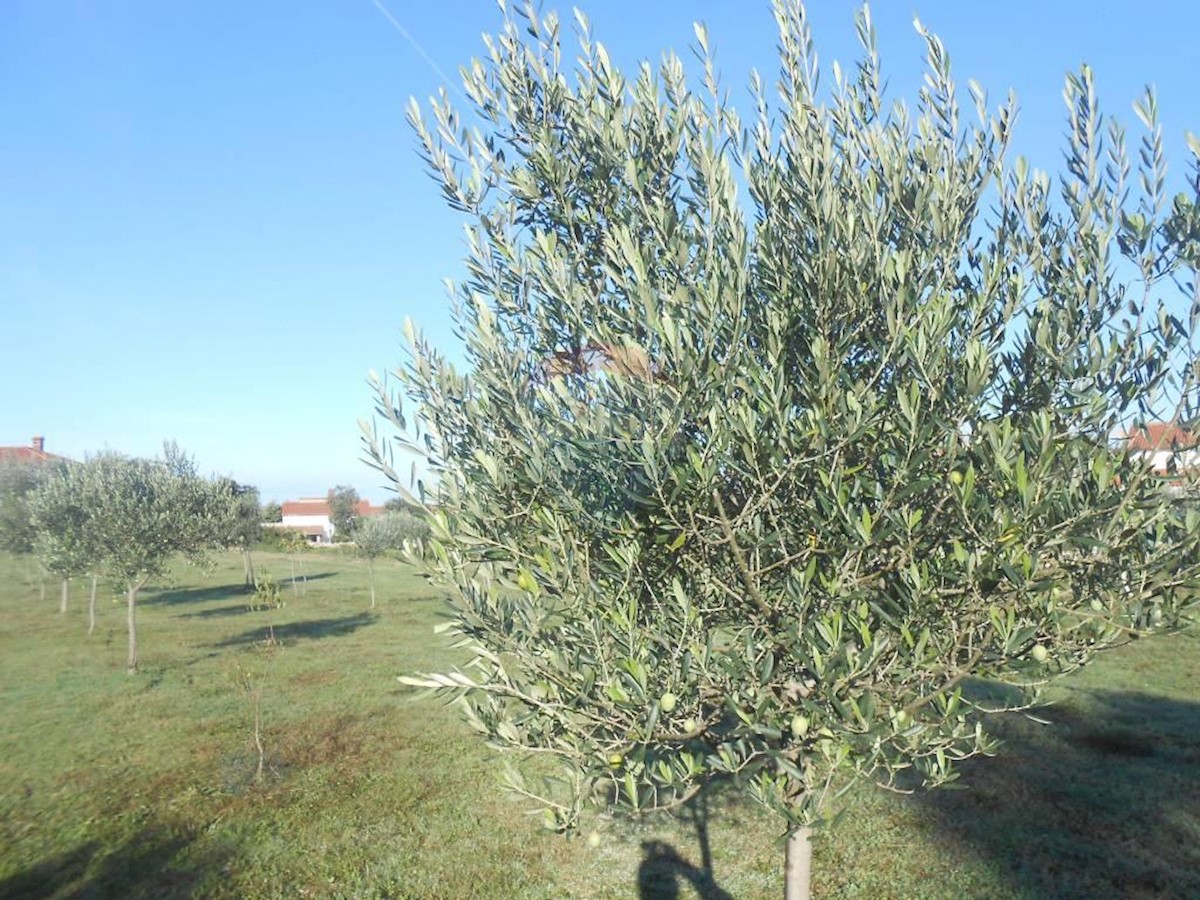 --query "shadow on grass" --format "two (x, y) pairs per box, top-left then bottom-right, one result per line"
(142, 583), (249, 606)
(280, 571), (337, 585)
(212, 612), (378, 648)
(0, 823), (229, 899)
(915, 688), (1200, 899)
(179, 604), (257, 620)
(145, 573), (338, 608)
(635, 790), (734, 900)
